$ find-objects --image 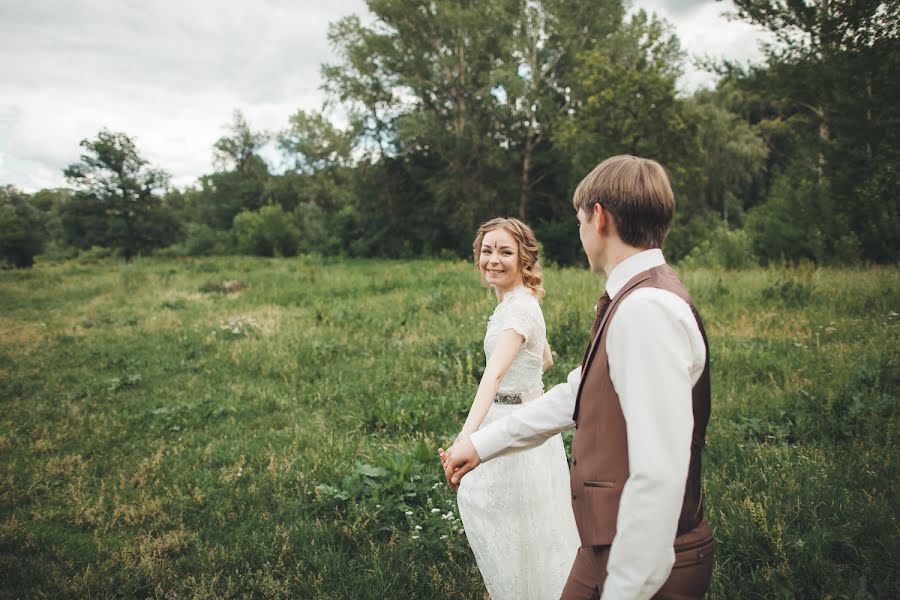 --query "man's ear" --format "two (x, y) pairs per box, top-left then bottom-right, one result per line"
(593, 202), (606, 234)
